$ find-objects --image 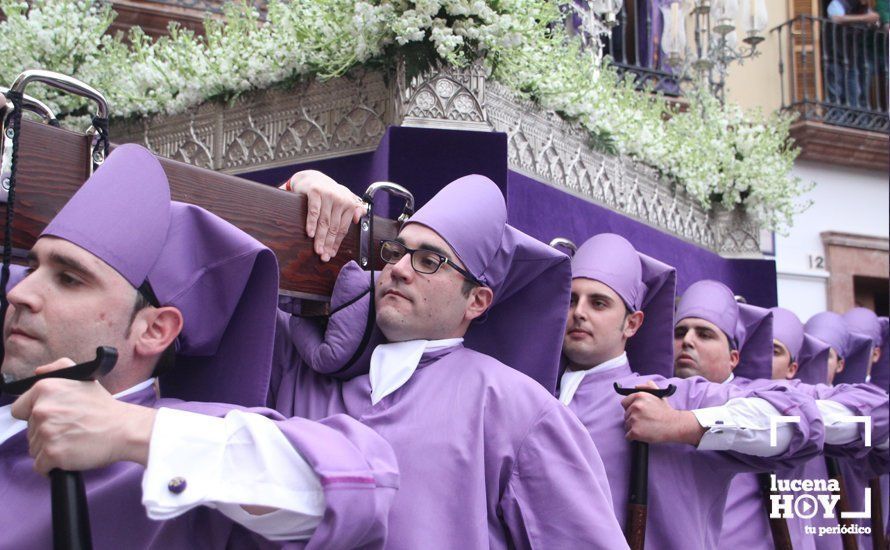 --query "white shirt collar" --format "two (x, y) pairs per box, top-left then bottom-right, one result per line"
(369, 338), (463, 405)
(722, 372), (735, 384)
(558, 352), (629, 406)
(0, 378), (157, 446)
(114, 378), (156, 398)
